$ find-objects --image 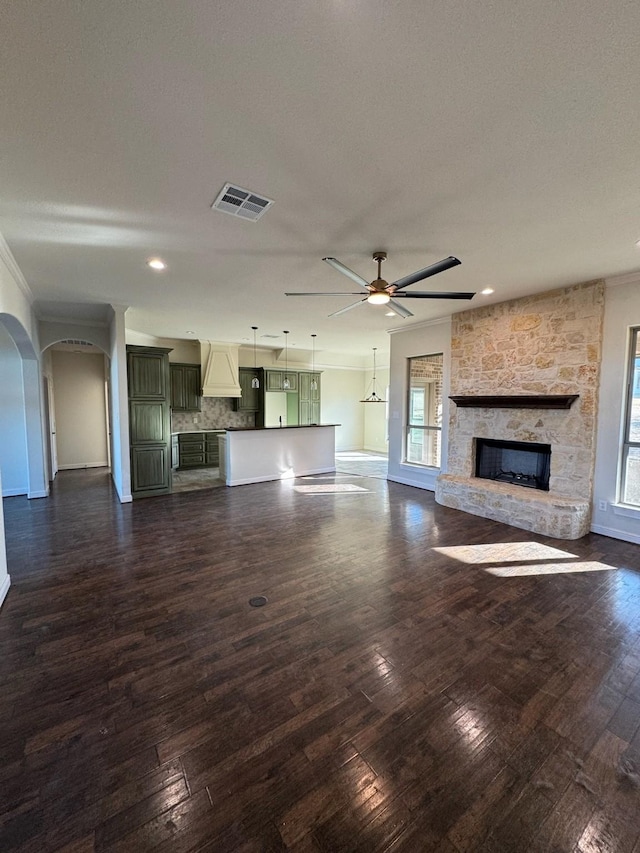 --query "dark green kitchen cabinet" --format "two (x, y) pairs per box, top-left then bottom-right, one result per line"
(233, 368), (262, 412)
(127, 345), (172, 498)
(265, 369), (298, 392)
(176, 431), (223, 469)
(170, 363), (201, 411)
(298, 372), (321, 425)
